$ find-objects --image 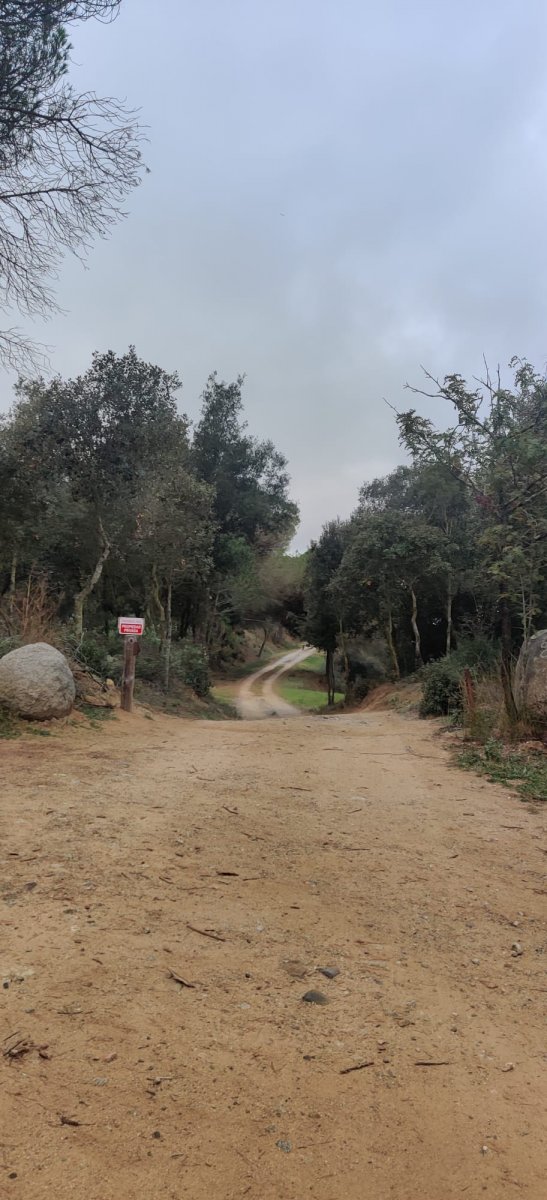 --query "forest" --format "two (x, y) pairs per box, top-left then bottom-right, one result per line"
(0, 3), (546, 733)
(1, 350), (546, 731)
